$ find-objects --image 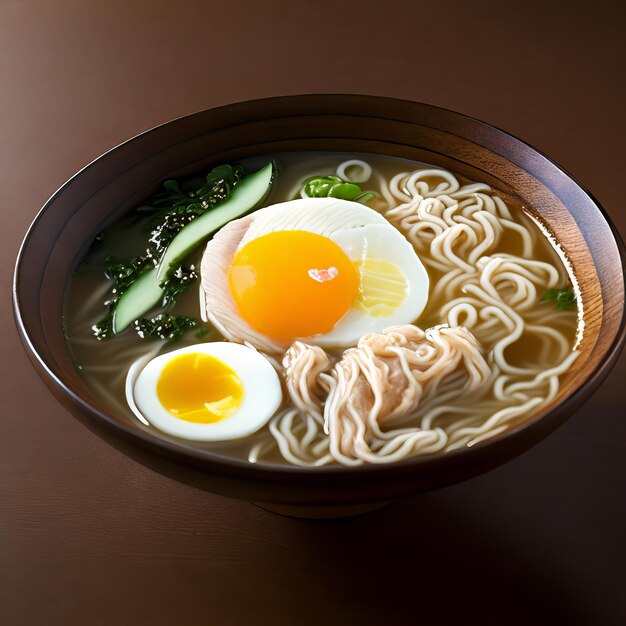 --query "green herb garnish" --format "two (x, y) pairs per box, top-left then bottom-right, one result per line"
(92, 164), (247, 340)
(105, 254), (156, 295)
(133, 313), (197, 341)
(92, 254), (157, 340)
(194, 327), (213, 340)
(138, 164), (244, 216)
(161, 265), (198, 306)
(141, 164), (245, 259)
(300, 175), (375, 203)
(541, 287), (577, 311)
